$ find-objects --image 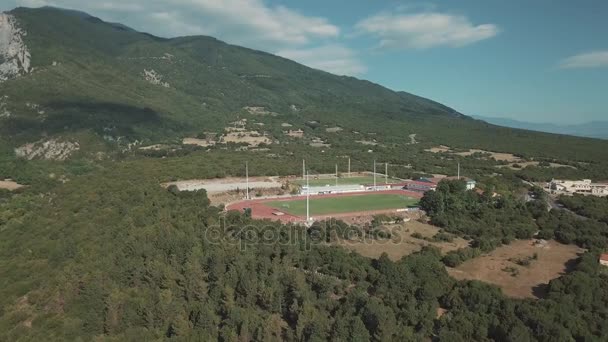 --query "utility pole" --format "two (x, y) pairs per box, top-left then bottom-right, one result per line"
(302, 159), (306, 180)
(246, 161), (249, 200)
(458, 162), (460, 180)
(306, 170), (310, 222)
(373, 160), (377, 191)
